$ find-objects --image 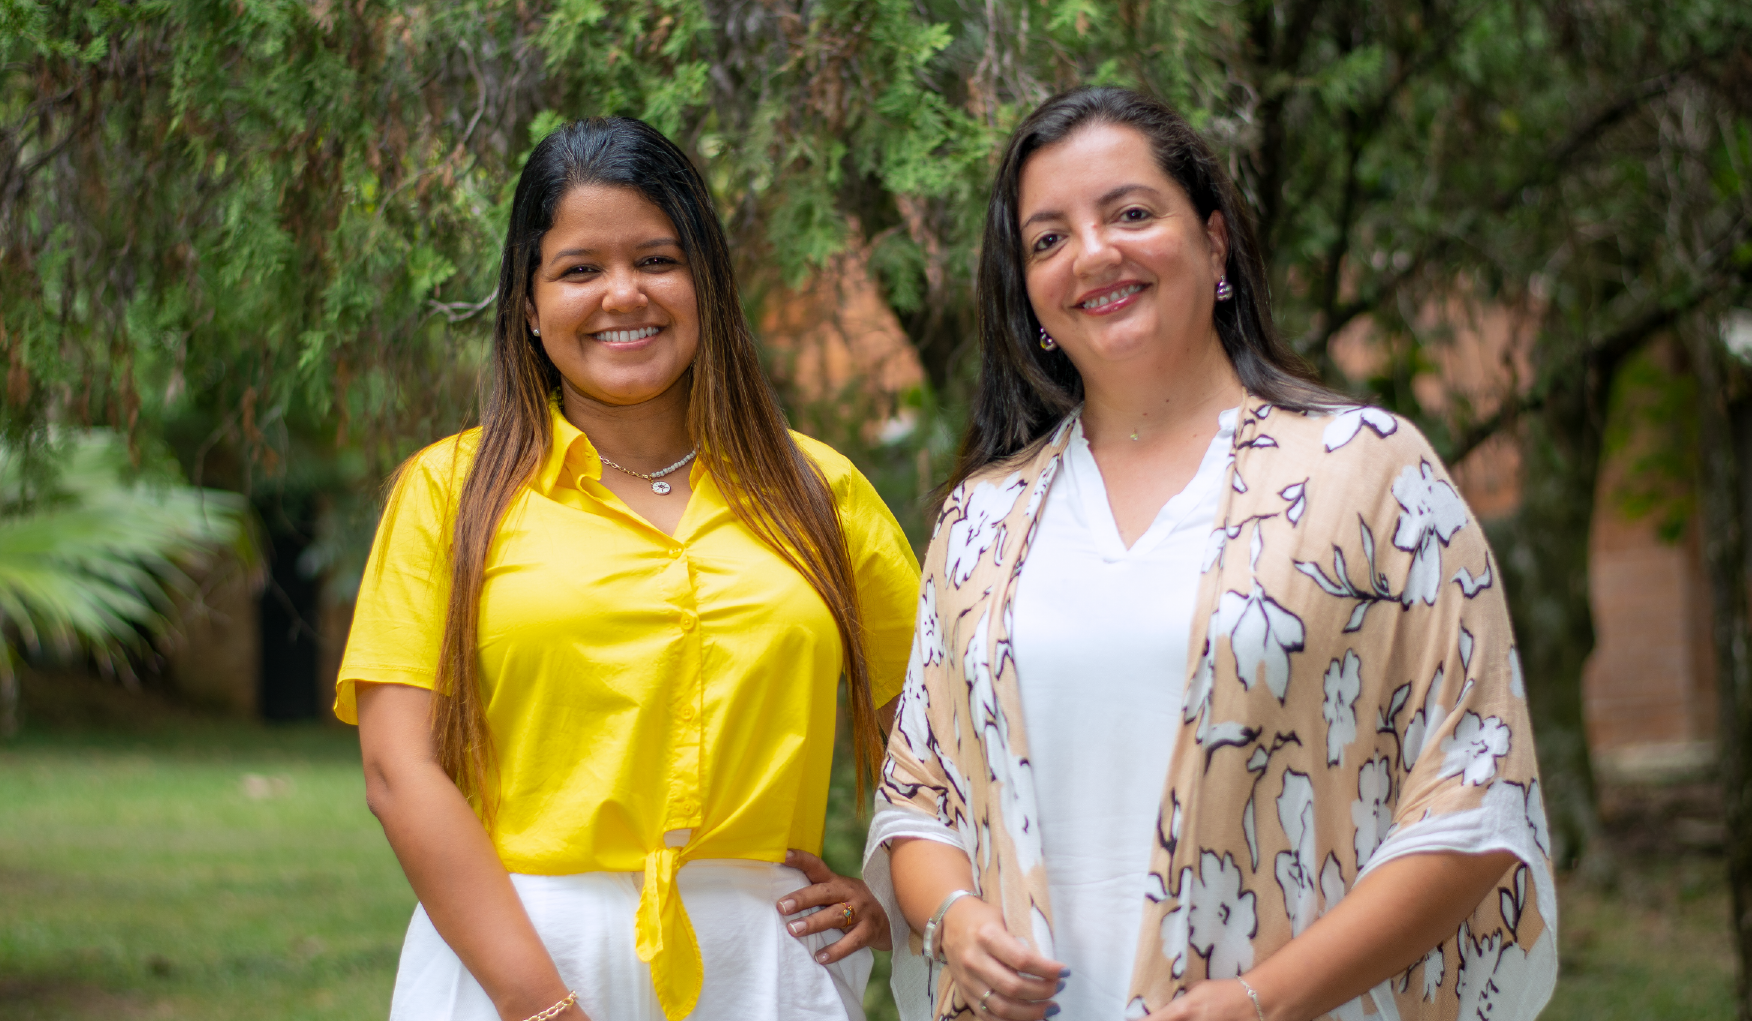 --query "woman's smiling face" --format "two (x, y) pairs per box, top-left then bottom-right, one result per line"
(1017, 122), (1228, 372)
(526, 183), (700, 407)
